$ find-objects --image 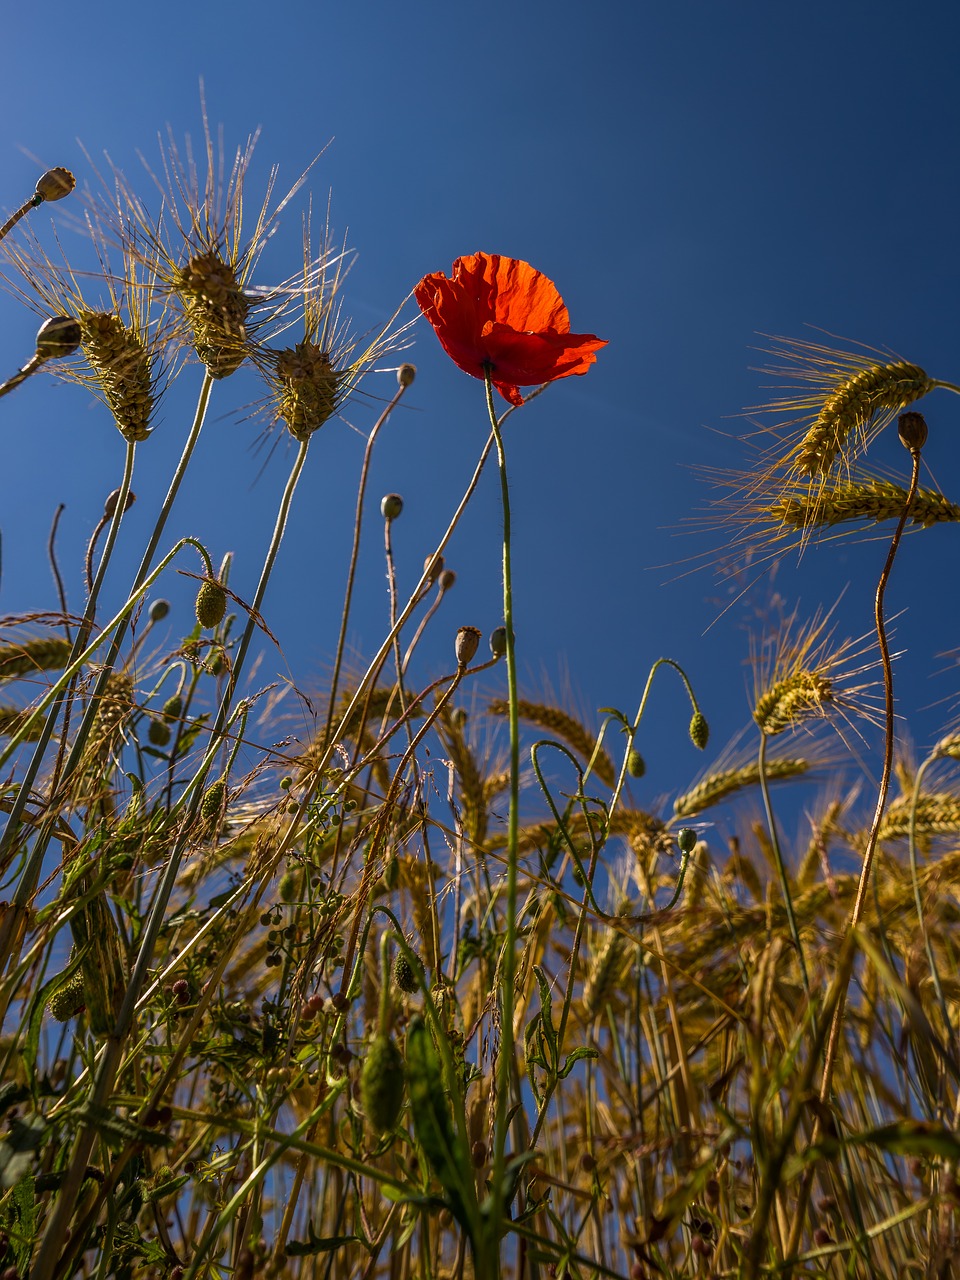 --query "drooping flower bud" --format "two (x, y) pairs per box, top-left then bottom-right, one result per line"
(200, 778), (227, 823)
(35, 315), (82, 359)
(104, 488), (136, 519)
(689, 711), (709, 751)
(394, 948), (423, 994)
(397, 363), (416, 388)
(627, 749), (646, 778)
(360, 1034), (405, 1133)
(195, 580), (227, 629)
(423, 553), (444, 584)
(149, 599), (171, 623)
(455, 626), (481, 668)
(489, 626), (507, 659)
(35, 168), (75, 203)
(161, 694), (183, 723)
(381, 493), (403, 519)
(148, 717), (172, 747)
